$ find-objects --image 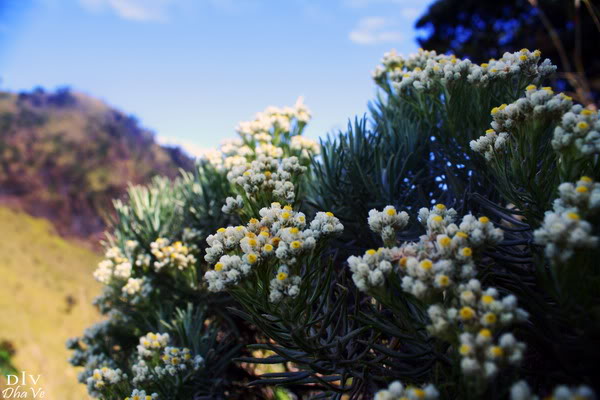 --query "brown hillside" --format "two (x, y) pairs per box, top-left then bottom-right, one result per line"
(0, 87), (193, 242)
